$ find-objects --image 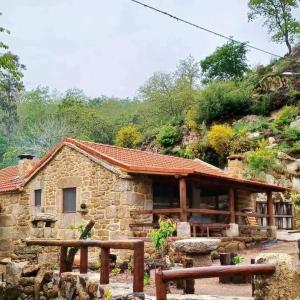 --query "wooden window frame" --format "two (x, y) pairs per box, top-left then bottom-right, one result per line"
(34, 189), (42, 207)
(62, 187), (77, 213)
